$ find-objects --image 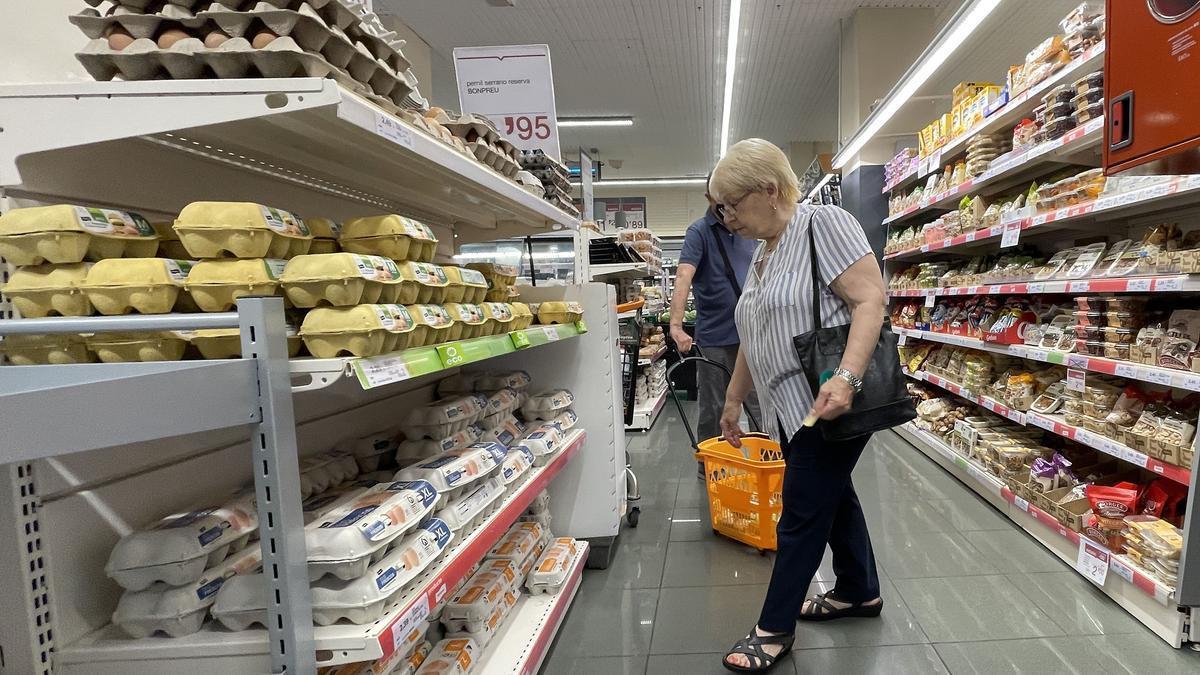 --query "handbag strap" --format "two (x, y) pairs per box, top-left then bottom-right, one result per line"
(804, 208), (823, 326)
(710, 222), (743, 297)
